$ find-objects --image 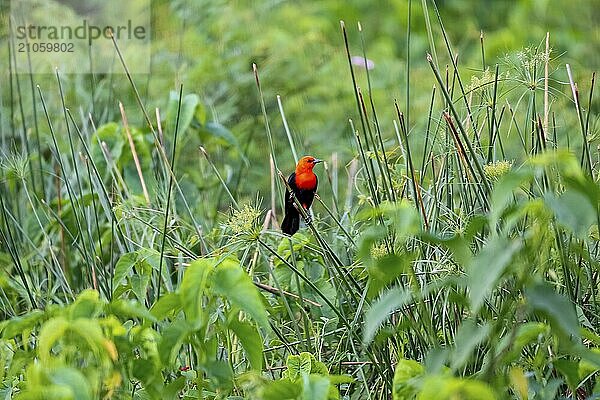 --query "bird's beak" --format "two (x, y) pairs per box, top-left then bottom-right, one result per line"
(313, 159), (324, 164)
